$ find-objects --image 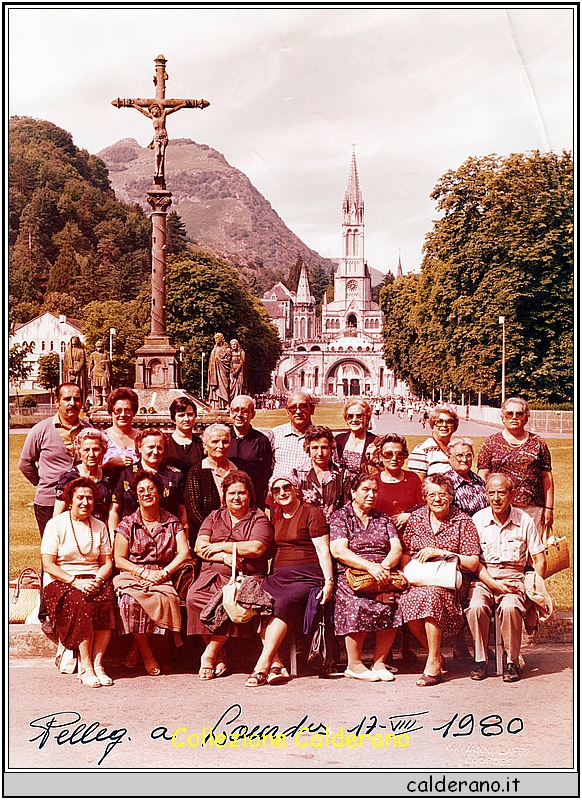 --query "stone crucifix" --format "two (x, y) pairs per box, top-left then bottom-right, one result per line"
(111, 55), (210, 390)
(112, 54), (209, 189)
